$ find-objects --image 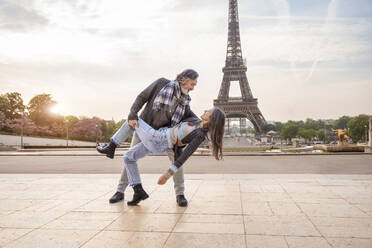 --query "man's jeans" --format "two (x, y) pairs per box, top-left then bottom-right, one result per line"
(111, 120), (185, 195)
